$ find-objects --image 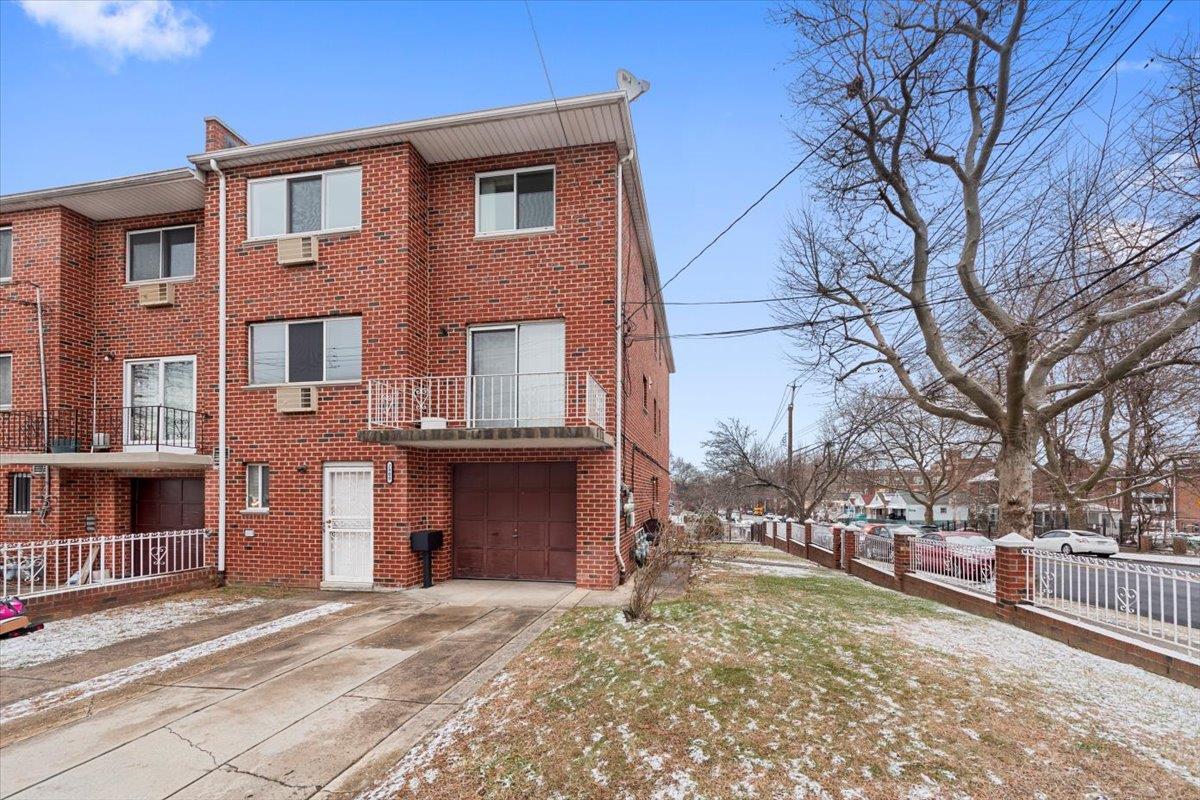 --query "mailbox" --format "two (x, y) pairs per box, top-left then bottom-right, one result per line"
(410, 530), (444, 588)
(411, 530), (444, 552)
